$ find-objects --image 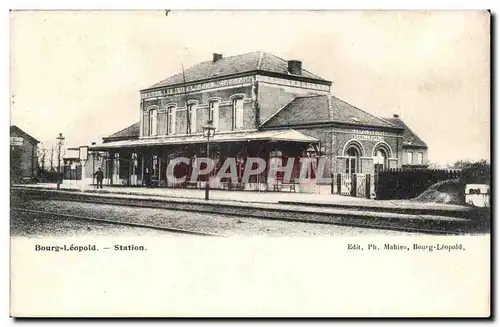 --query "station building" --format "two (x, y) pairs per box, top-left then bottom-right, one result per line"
(10, 125), (39, 183)
(84, 51), (427, 196)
